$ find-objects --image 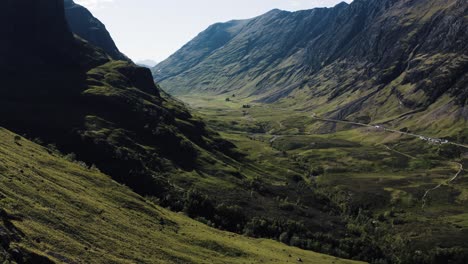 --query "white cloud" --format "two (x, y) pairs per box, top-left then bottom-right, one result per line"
(74, 0), (114, 10)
